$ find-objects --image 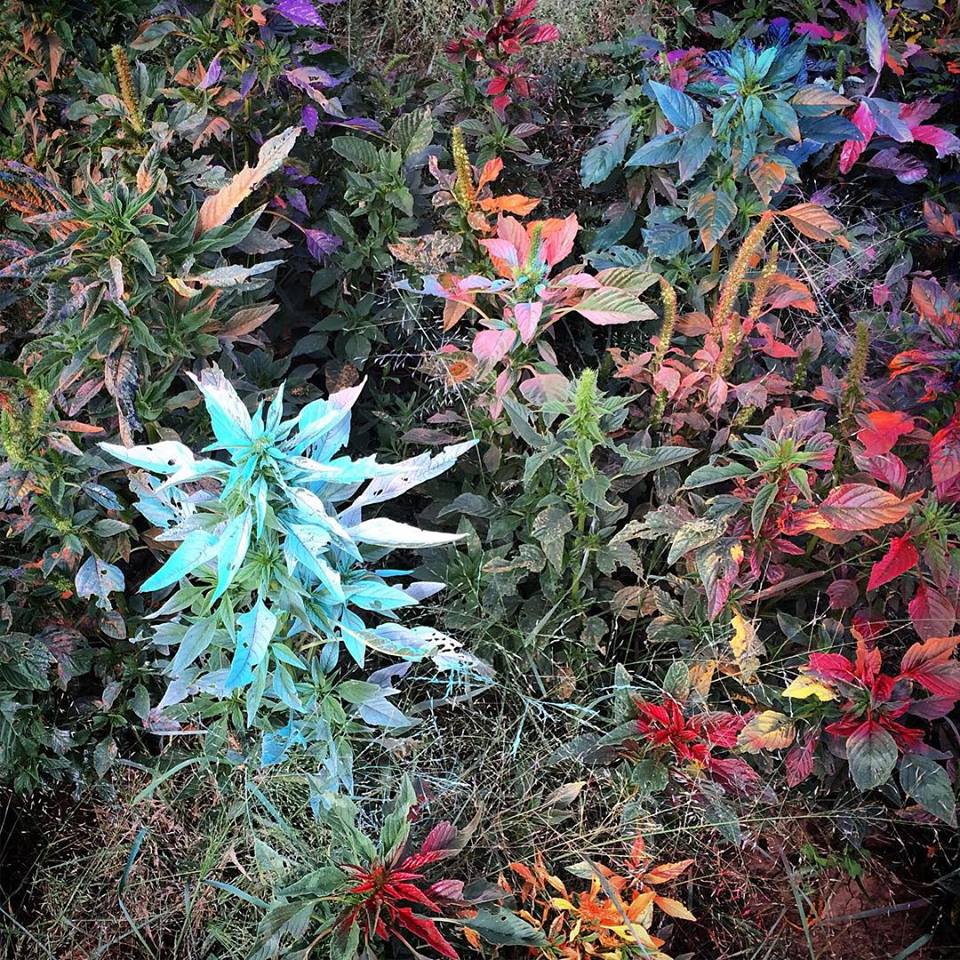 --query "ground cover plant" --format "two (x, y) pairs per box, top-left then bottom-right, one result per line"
(1, 1), (960, 958)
